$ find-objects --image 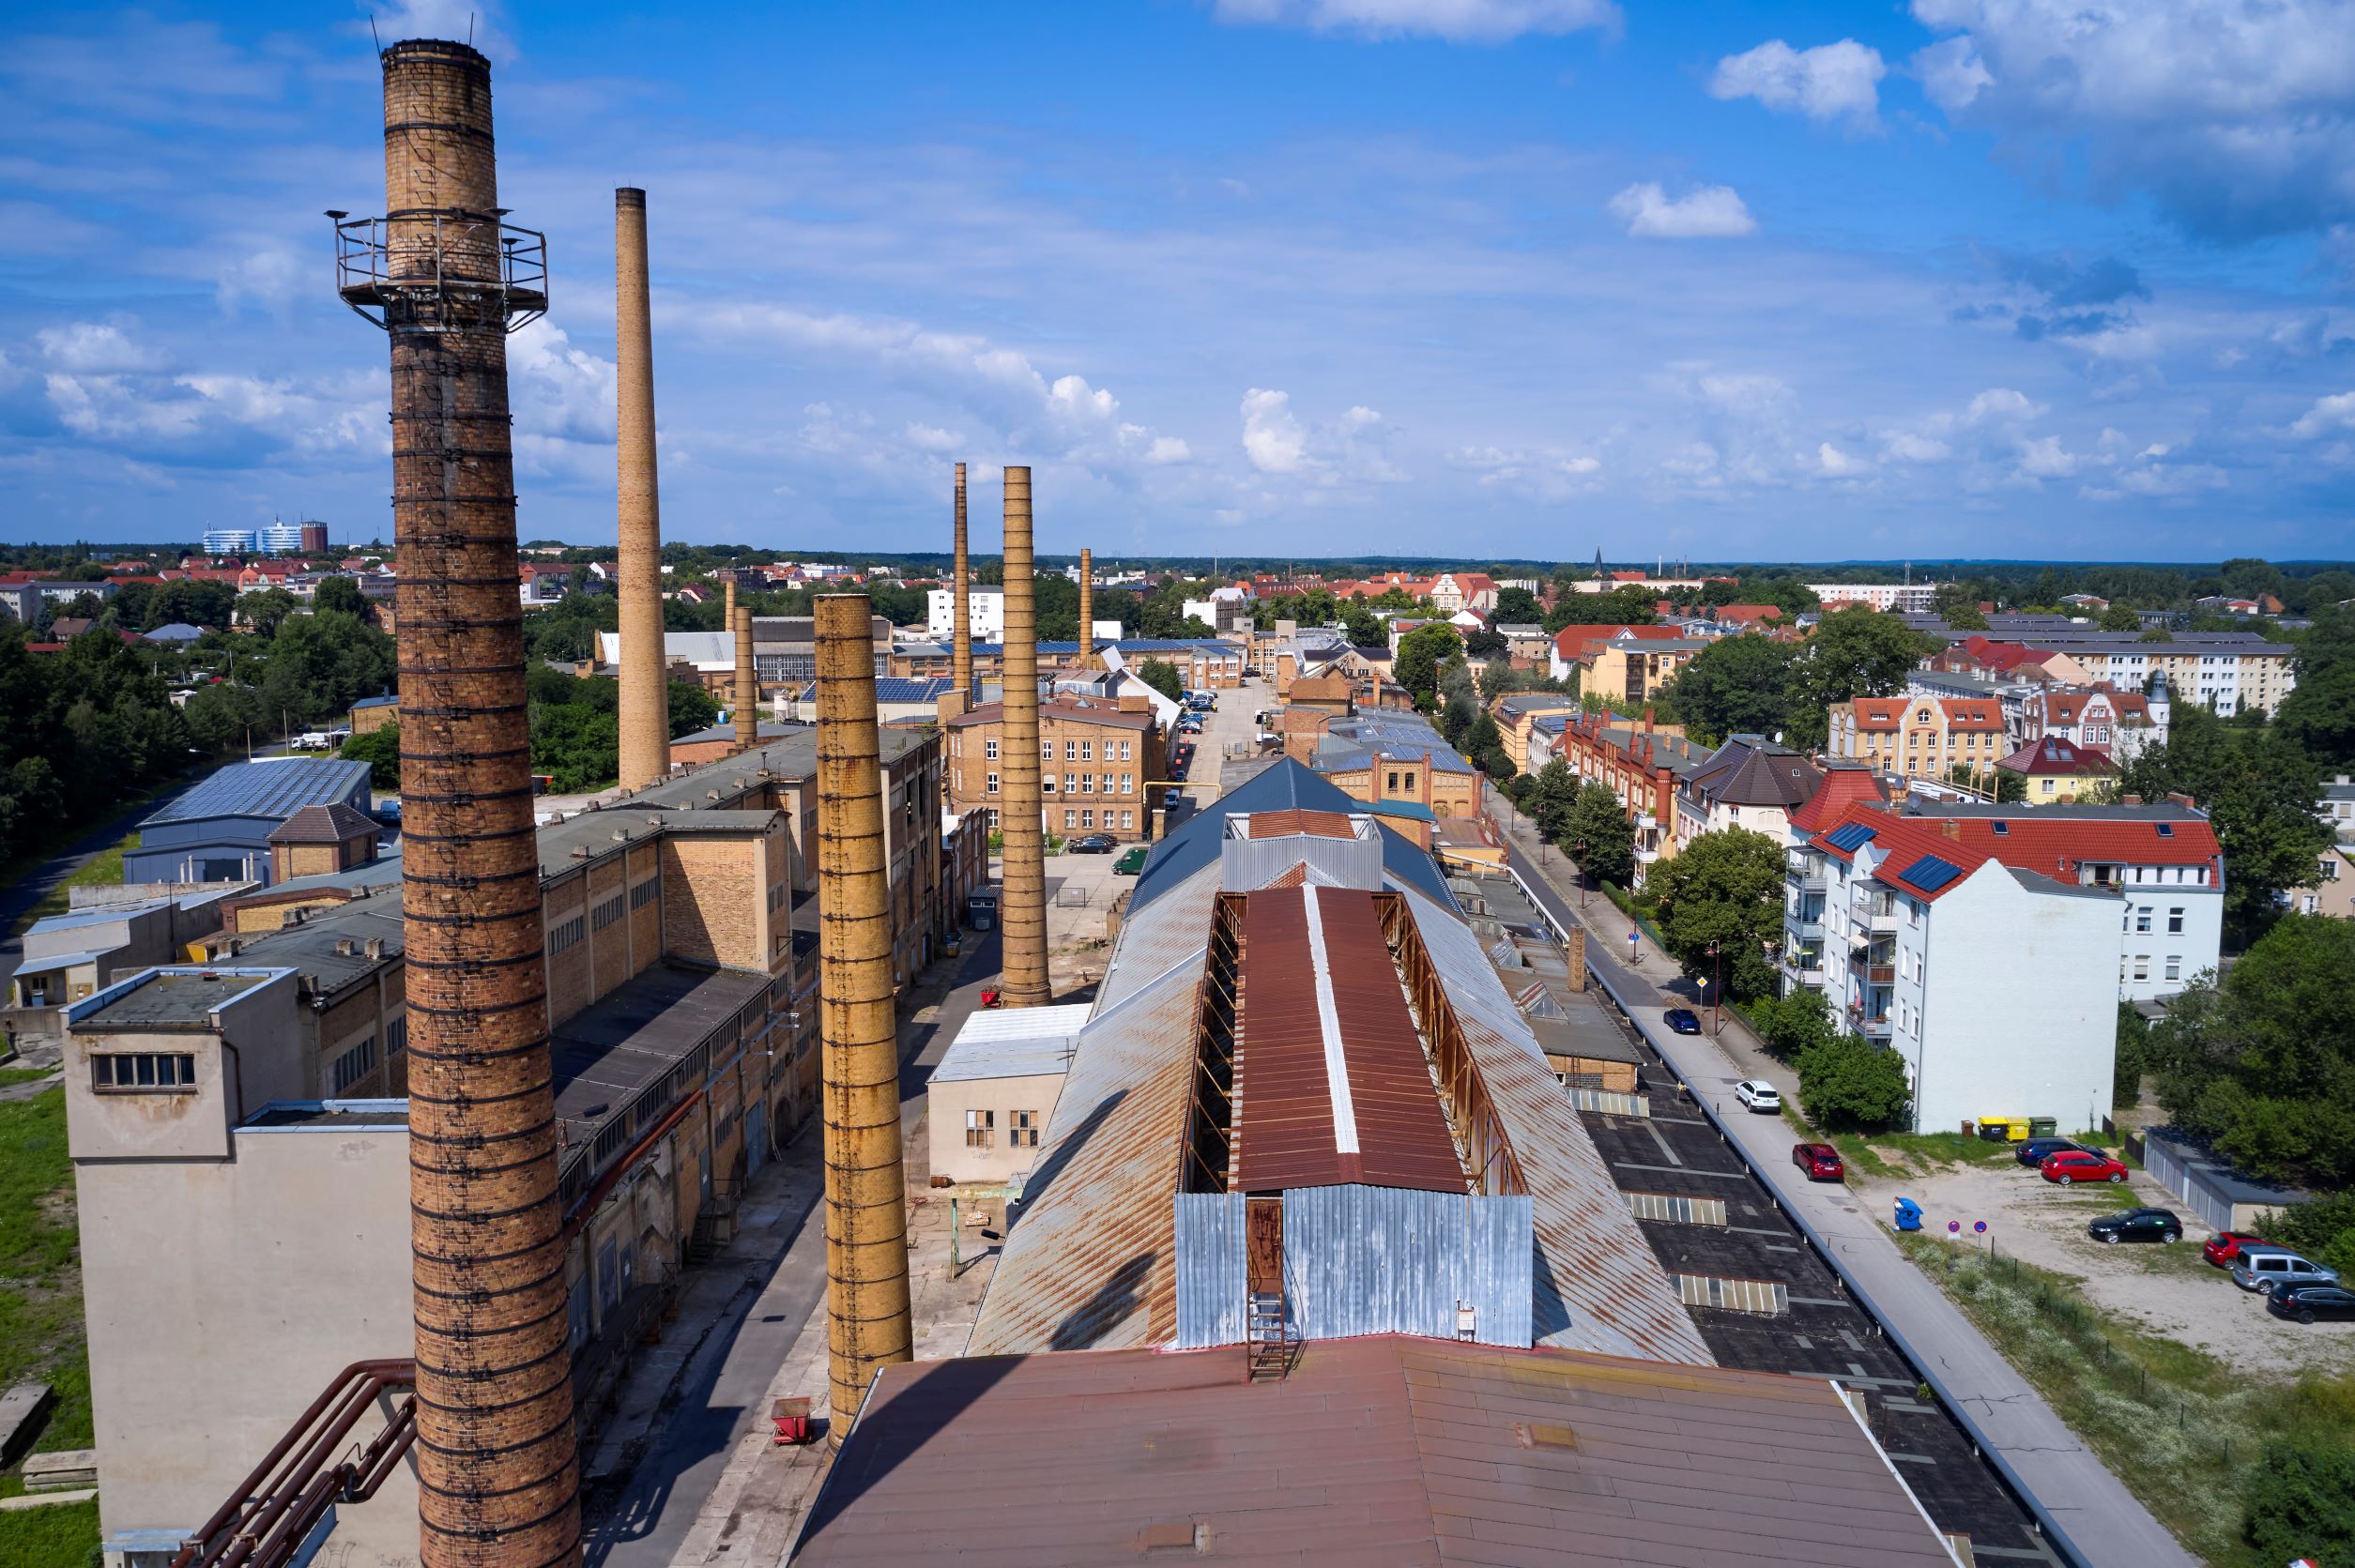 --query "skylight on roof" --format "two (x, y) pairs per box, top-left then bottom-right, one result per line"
(2156, 823), (2174, 837)
(1991, 821), (2010, 835)
(1900, 854), (1965, 893)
